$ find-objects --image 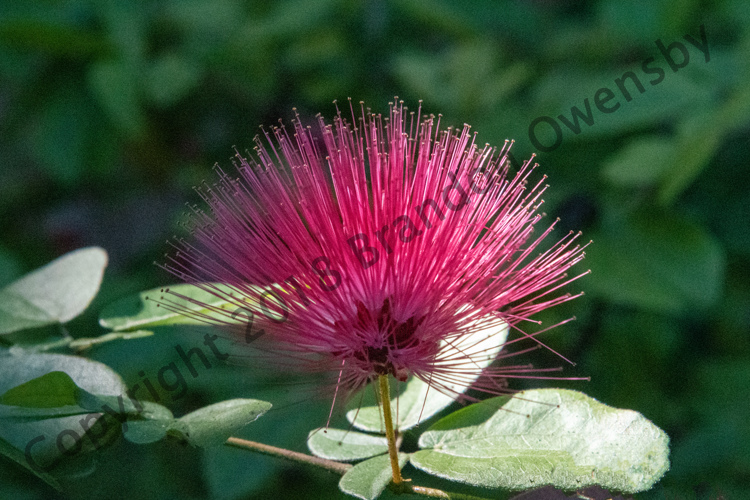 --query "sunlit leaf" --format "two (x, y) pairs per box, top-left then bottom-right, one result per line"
(307, 428), (388, 462)
(99, 283), (240, 332)
(338, 453), (409, 500)
(0, 247), (108, 335)
(411, 389), (670, 493)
